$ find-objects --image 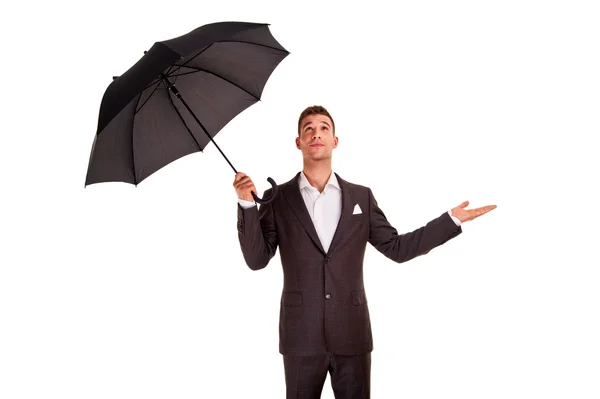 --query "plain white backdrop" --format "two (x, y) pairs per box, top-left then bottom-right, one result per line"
(2, 0), (599, 398)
